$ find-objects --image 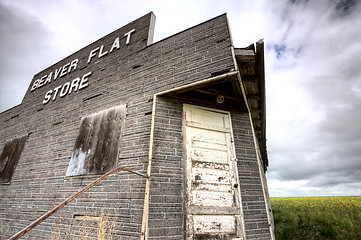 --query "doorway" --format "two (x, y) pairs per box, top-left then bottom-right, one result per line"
(183, 104), (244, 239)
